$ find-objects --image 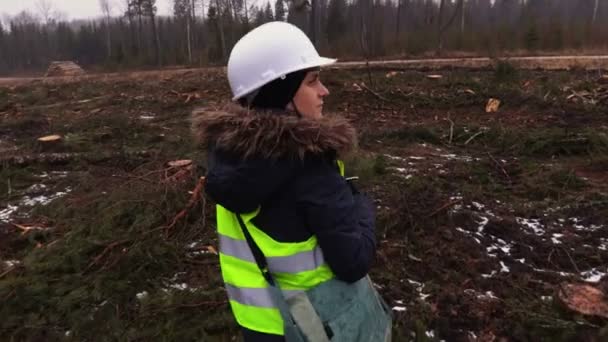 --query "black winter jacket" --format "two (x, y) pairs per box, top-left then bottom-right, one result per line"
(192, 104), (376, 340)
